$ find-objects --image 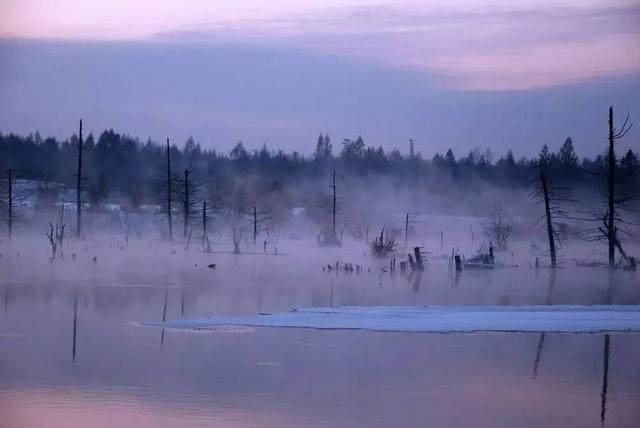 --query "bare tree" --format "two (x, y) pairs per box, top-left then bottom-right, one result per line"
(531, 152), (572, 267)
(0, 170), (25, 240)
(46, 203), (66, 261)
(371, 227), (397, 257)
(580, 107), (635, 267)
(202, 200), (210, 252)
(403, 212), (420, 250)
(3, 169), (12, 240)
(317, 169), (342, 246)
(247, 205), (270, 246)
(201, 199), (224, 252)
(76, 119), (83, 238)
(483, 207), (513, 250)
(606, 107), (633, 266)
(158, 138), (180, 241)
(176, 166), (202, 239)
(332, 168), (337, 239)
(166, 138), (173, 240)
